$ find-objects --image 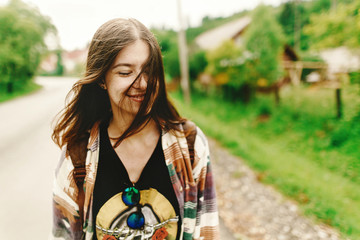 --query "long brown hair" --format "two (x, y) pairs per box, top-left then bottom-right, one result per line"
(52, 18), (184, 149)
